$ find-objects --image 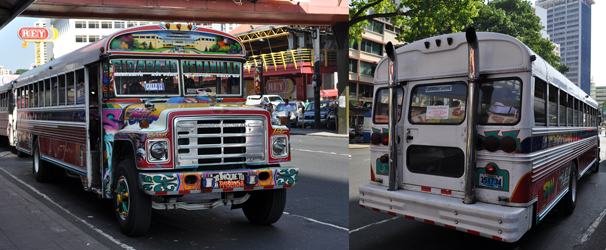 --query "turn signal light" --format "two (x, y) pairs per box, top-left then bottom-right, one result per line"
(139, 119), (150, 129)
